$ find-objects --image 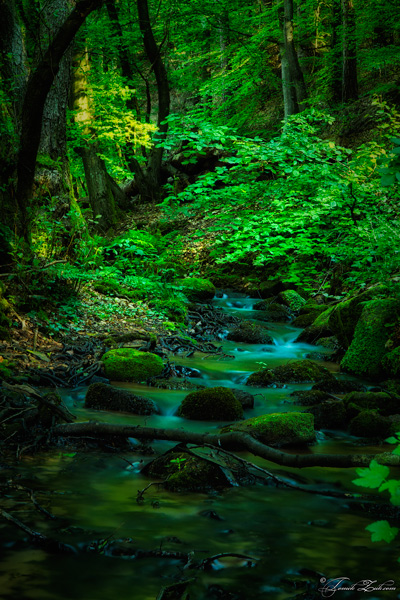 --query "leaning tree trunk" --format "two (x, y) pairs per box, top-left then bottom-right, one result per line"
(15, 0), (104, 245)
(342, 0), (358, 102)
